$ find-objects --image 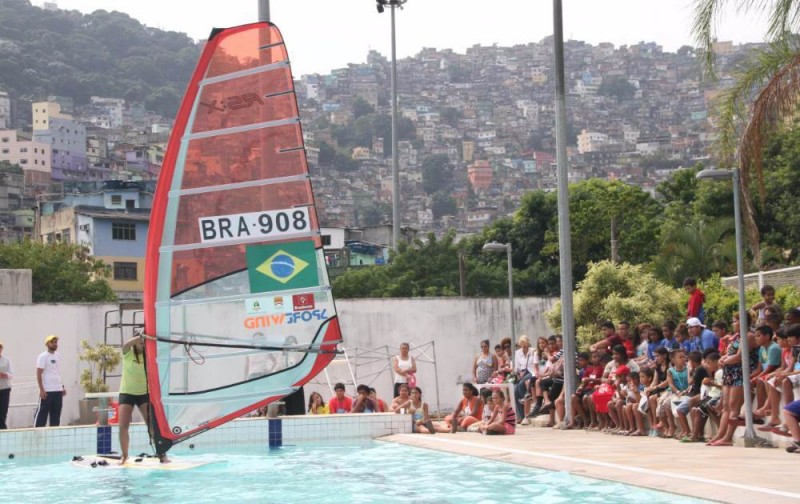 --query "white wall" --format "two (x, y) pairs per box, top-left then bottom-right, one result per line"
(0, 270), (32, 304)
(0, 297), (556, 427)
